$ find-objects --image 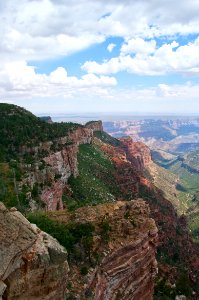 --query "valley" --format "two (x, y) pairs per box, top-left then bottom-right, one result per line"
(104, 118), (199, 246)
(0, 104), (199, 299)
